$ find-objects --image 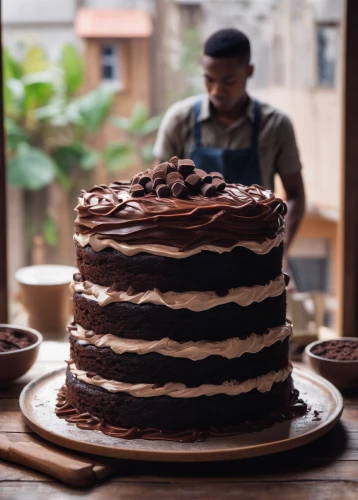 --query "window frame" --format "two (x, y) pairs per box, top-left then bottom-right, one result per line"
(0, 16), (8, 322)
(315, 21), (340, 88)
(100, 41), (123, 91)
